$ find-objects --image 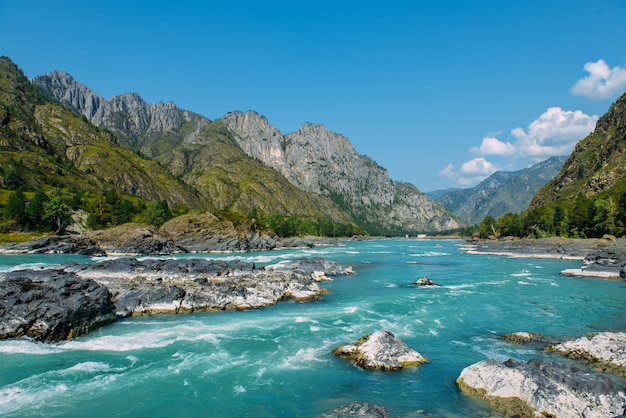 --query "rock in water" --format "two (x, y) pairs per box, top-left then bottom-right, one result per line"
(500, 332), (547, 344)
(545, 332), (626, 376)
(414, 277), (436, 286)
(333, 330), (427, 370)
(0, 270), (116, 342)
(317, 402), (388, 418)
(456, 358), (626, 418)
